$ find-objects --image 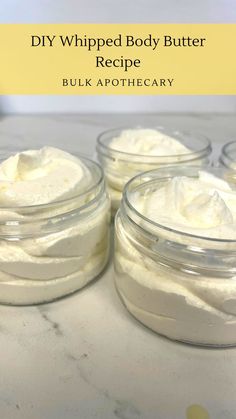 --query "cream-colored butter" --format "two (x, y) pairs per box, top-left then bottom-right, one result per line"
(0, 147), (110, 304)
(115, 171), (236, 345)
(110, 128), (190, 155)
(104, 128), (191, 211)
(135, 171), (236, 239)
(0, 147), (92, 206)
